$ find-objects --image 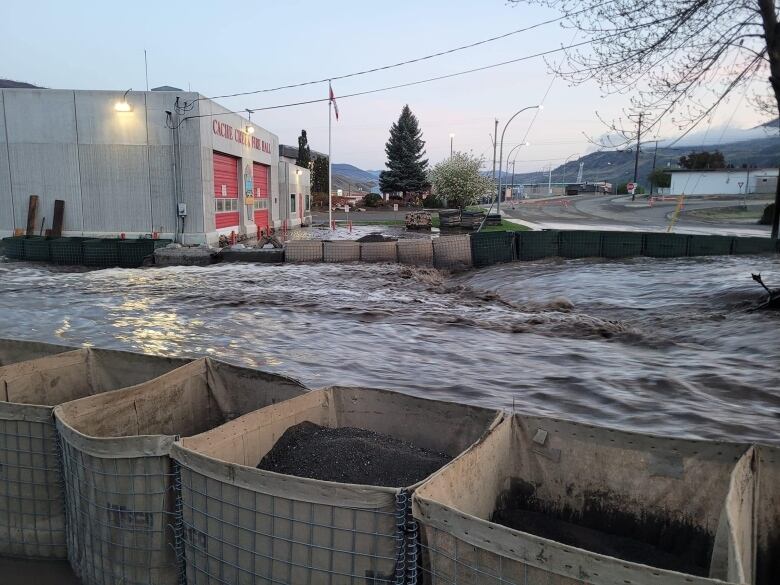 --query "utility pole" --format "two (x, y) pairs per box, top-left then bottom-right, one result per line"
(649, 140), (658, 196)
(491, 119), (498, 207)
(548, 165), (553, 196)
(632, 112), (644, 201)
